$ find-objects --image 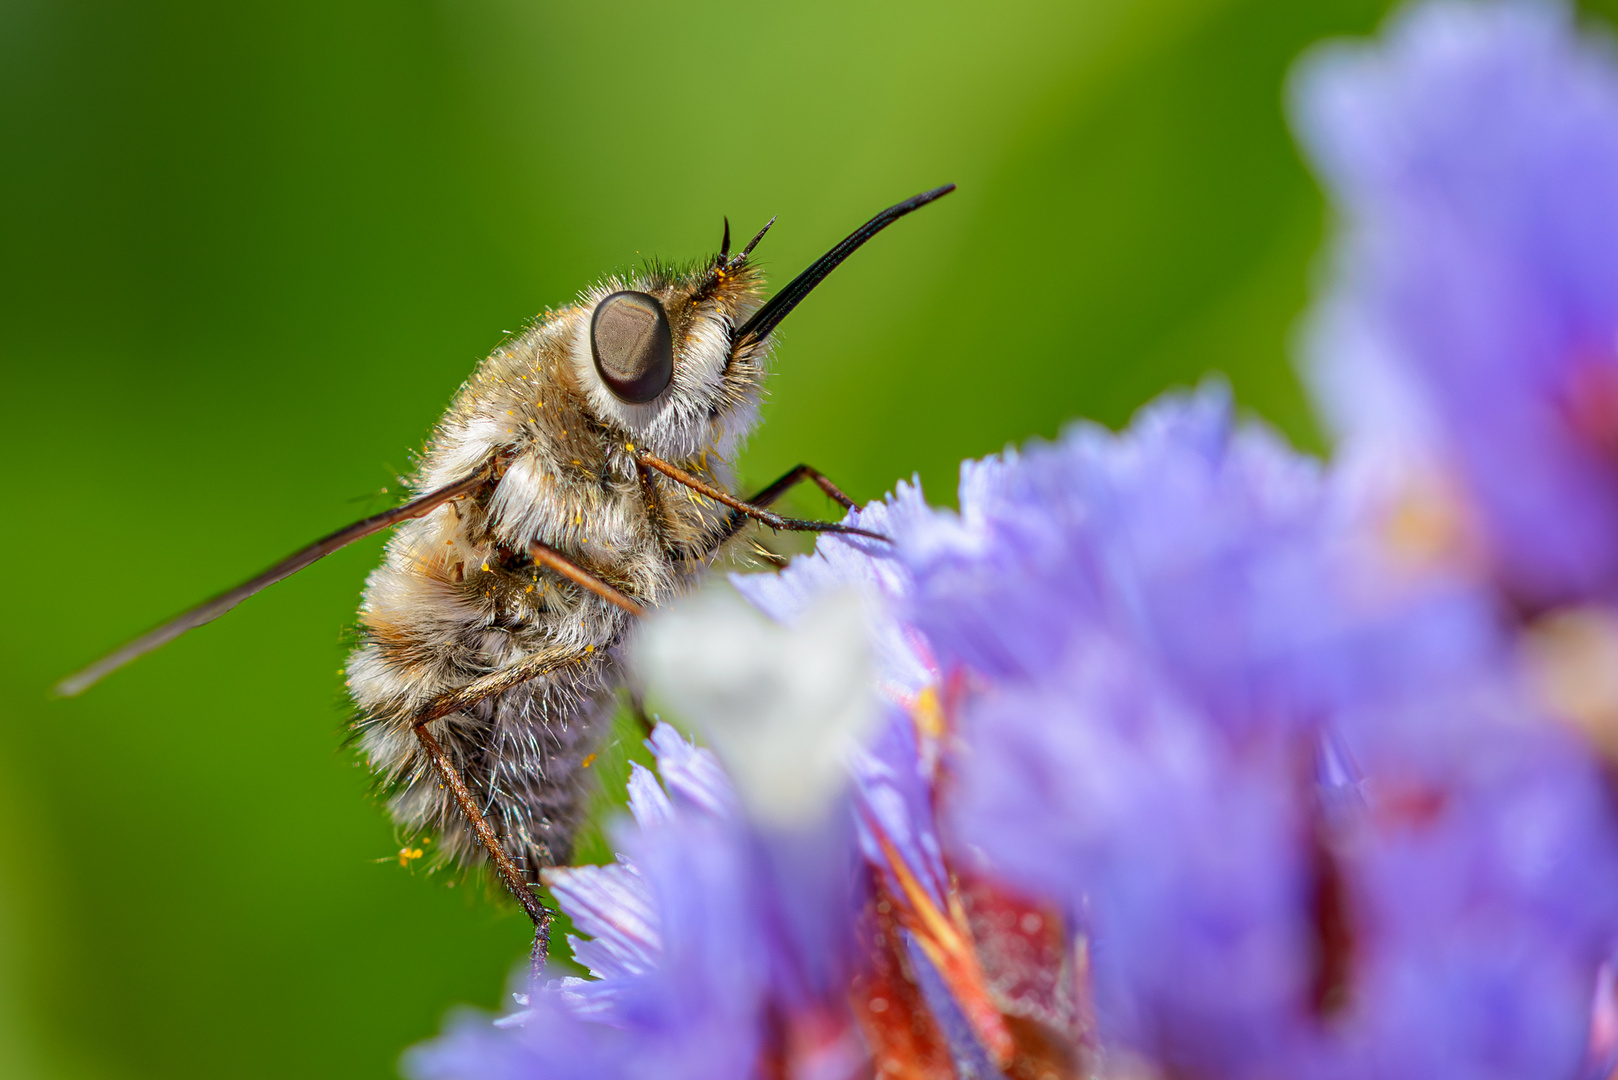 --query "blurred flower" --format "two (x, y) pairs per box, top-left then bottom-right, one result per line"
(907, 383), (1618, 1078)
(1283, 9), (1618, 1069)
(1523, 606), (1618, 758)
(899, 387), (1324, 1071)
(1294, 0), (1618, 611)
(636, 587), (878, 829)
